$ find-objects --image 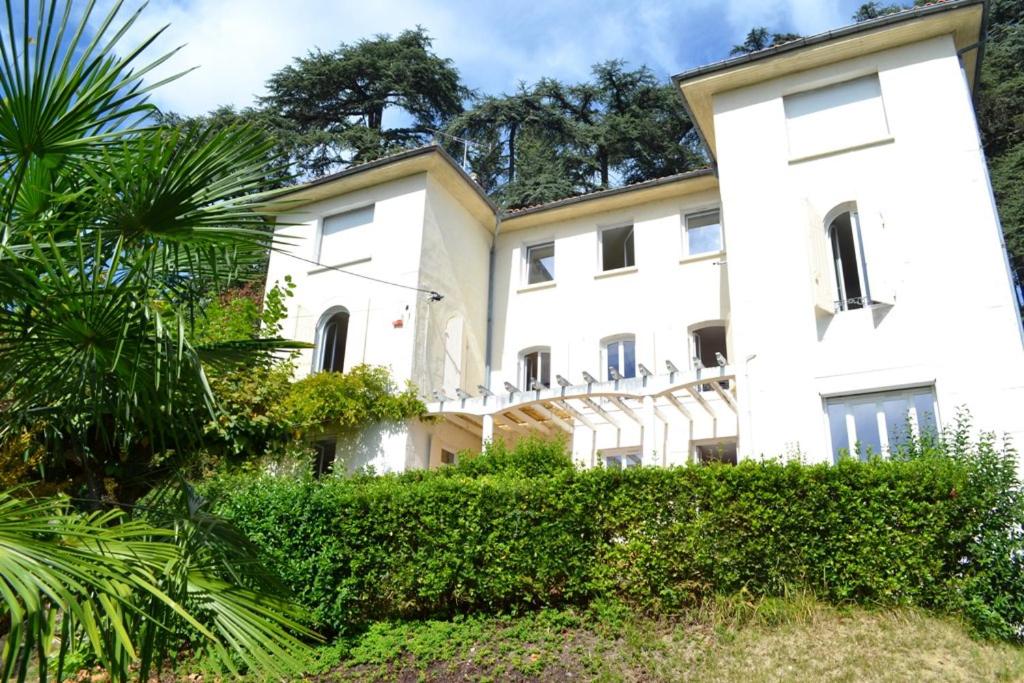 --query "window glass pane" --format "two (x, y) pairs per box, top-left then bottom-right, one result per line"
(624, 453), (642, 468)
(606, 339), (636, 380)
(852, 401), (882, 459)
(622, 339), (636, 378)
(687, 211), (722, 255)
(913, 392), (938, 435)
(828, 403), (850, 462)
(602, 225), (635, 271)
(883, 398), (913, 450)
(526, 242), (555, 284)
(605, 455), (622, 471)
